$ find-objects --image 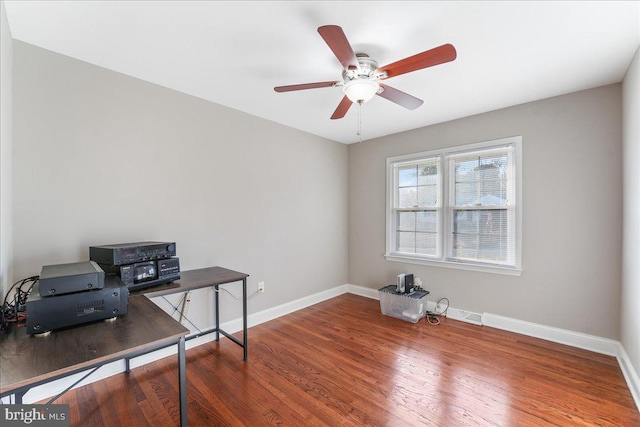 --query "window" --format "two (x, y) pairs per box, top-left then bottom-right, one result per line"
(395, 157), (441, 257)
(385, 137), (522, 275)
